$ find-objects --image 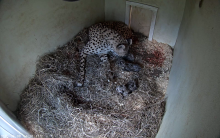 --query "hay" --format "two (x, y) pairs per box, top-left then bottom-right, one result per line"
(18, 31), (173, 138)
